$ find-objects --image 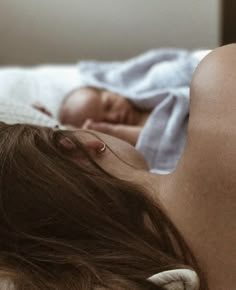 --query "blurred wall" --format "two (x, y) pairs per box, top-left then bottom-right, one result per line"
(0, 0), (220, 65)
